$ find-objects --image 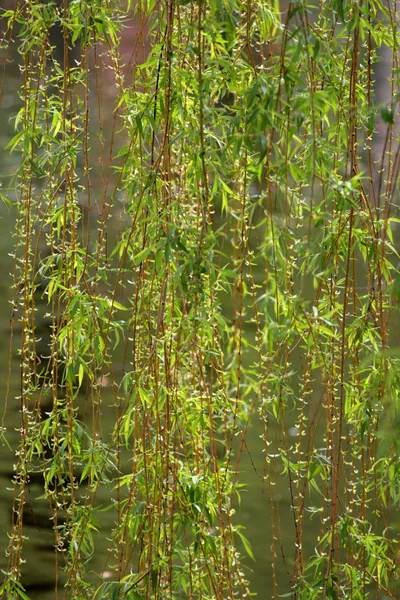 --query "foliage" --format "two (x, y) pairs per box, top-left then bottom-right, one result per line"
(0, 0), (399, 598)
